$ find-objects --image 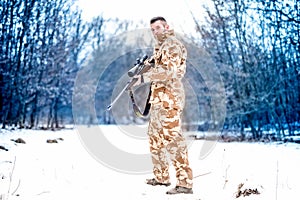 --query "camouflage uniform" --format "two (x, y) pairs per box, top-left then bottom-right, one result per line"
(143, 29), (193, 189)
